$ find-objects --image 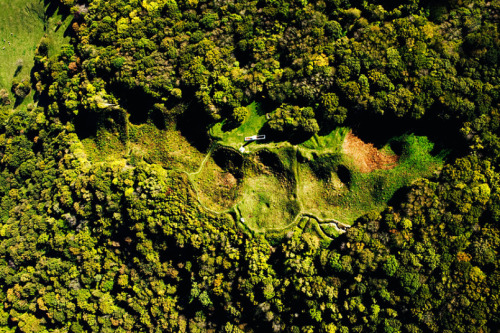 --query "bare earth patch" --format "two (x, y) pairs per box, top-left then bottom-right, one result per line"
(342, 131), (398, 173)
